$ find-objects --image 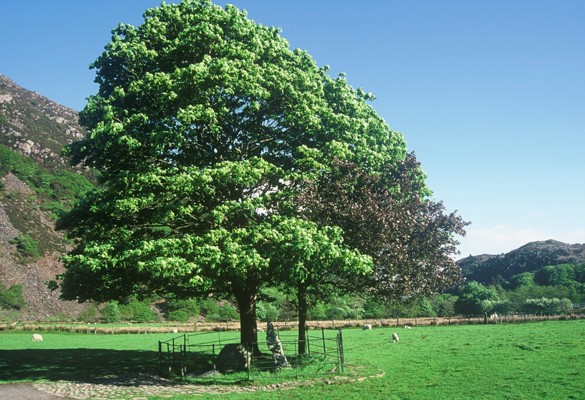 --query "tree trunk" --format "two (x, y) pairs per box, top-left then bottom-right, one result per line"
(232, 283), (261, 355)
(297, 283), (308, 355)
